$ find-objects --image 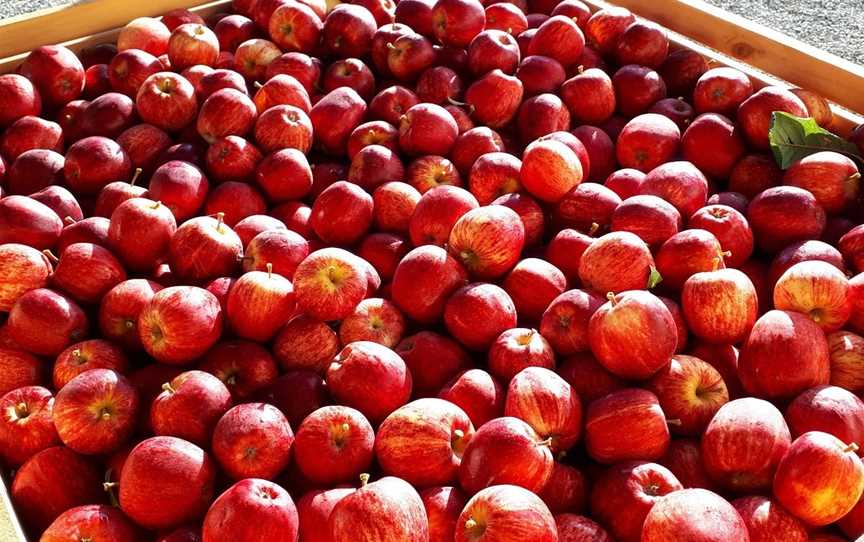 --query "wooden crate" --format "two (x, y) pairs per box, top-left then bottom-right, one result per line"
(0, 0), (862, 539)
